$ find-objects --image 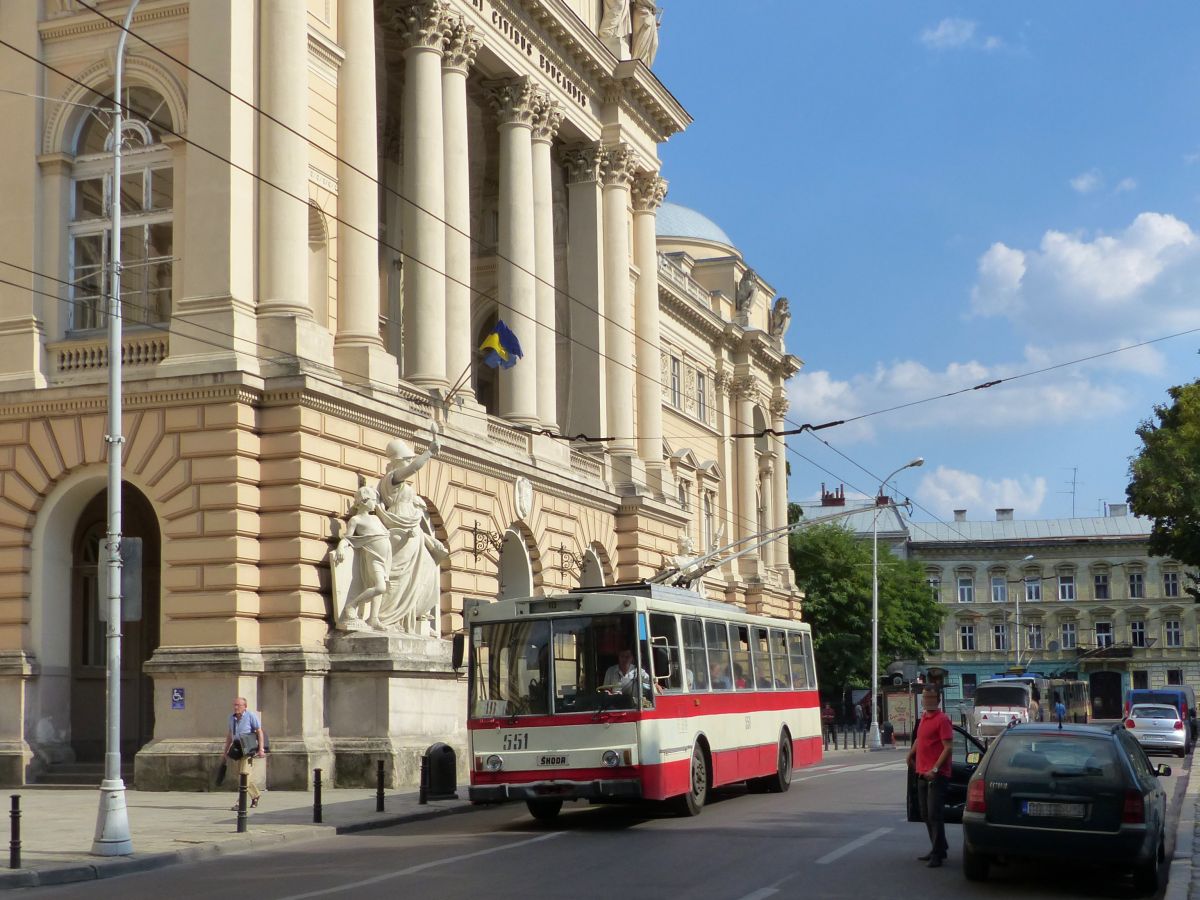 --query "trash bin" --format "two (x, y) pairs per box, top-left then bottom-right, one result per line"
(423, 742), (458, 801)
(881, 722), (895, 746)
